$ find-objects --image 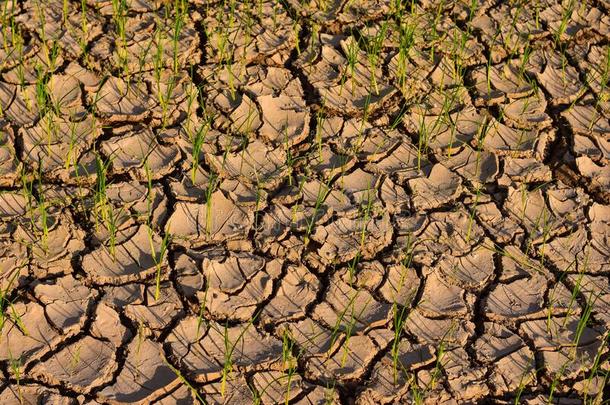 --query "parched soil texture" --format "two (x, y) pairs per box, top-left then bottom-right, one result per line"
(0, 0), (609, 403)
